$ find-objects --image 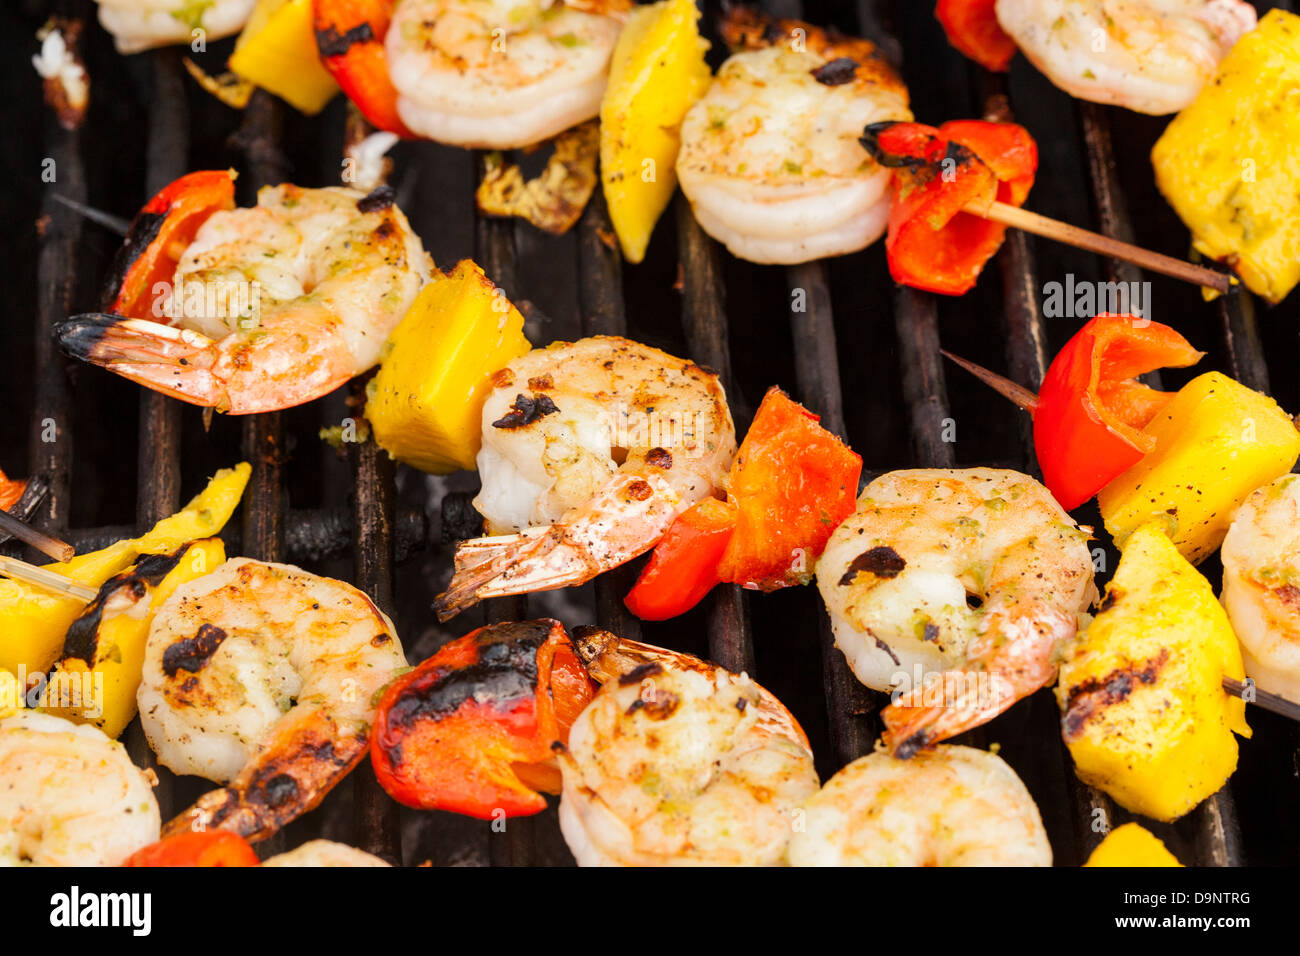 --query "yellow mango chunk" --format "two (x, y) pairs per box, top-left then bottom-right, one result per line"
(0, 463), (249, 675)
(44, 539), (226, 739)
(1152, 9), (1300, 303)
(600, 0), (712, 263)
(1084, 823), (1182, 867)
(1057, 523), (1251, 823)
(0, 669), (18, 719)
(228, 0), (340, 115)
(366, 260), (531, 473)
(1099, 372), (1300, 565)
